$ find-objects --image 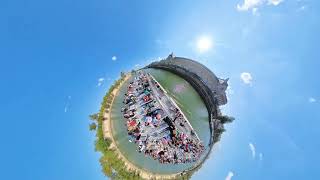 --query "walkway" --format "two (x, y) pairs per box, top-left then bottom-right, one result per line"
(146, 73), (201, 144)
(102, 74), (181, 180)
